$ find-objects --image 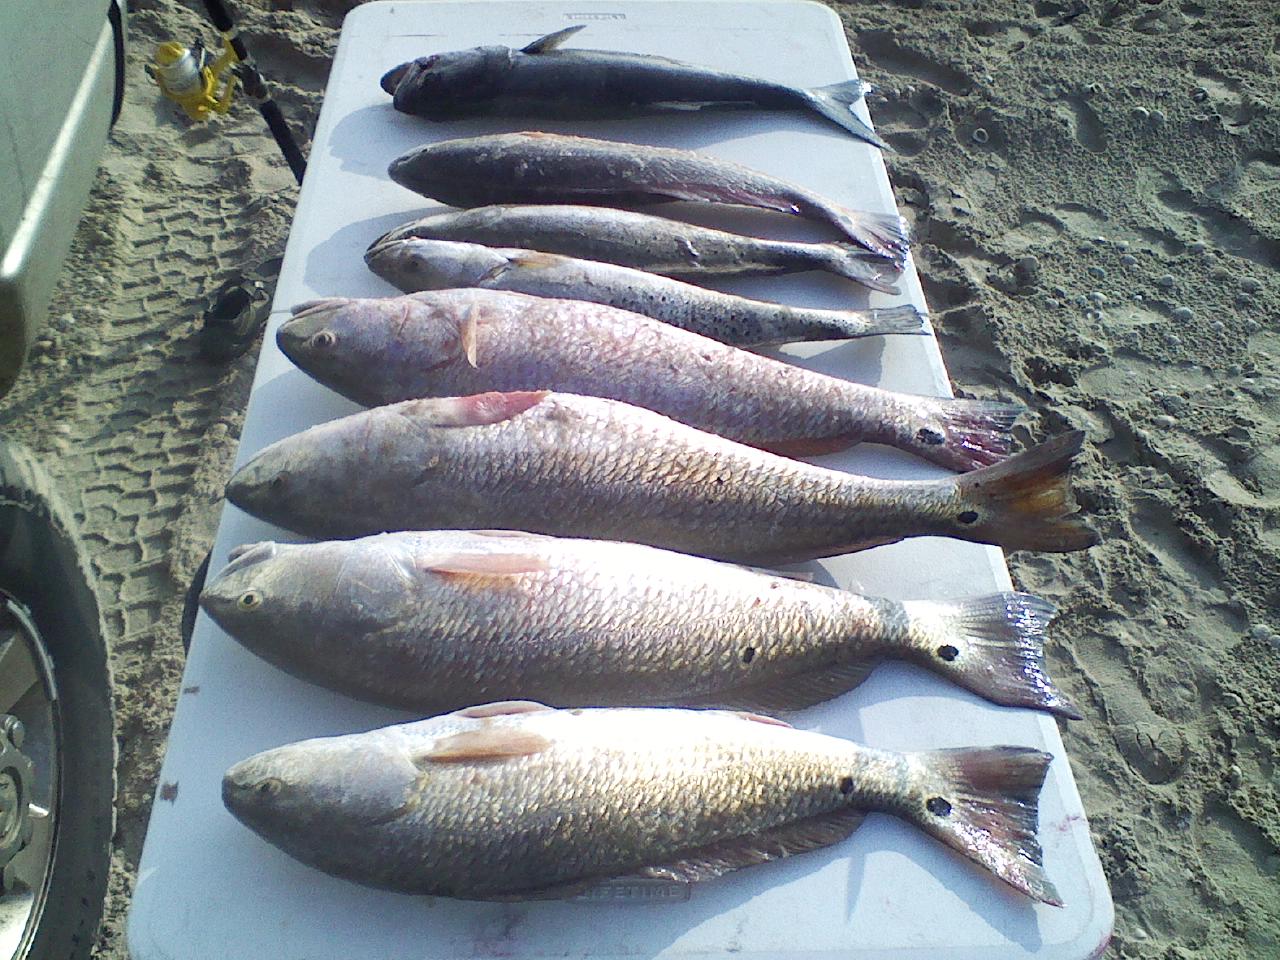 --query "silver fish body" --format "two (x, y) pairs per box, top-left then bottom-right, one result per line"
(374, 204), (899, 293)
(364, 238), (923, 347)
(381, 26), (889, 149)
(224, 390), (1097, 564)
(387, 132), (910, 264)
(222, 702), (1062, 903)
(279, 290), (1015, 471)
(199, 530), (1080, 717)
